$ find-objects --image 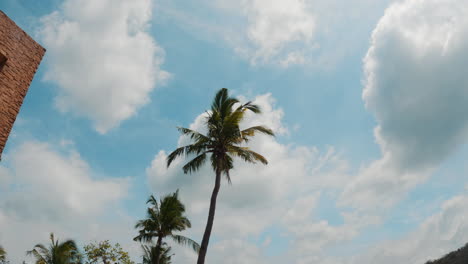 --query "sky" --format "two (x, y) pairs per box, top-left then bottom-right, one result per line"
(0, 0), (468, 263)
